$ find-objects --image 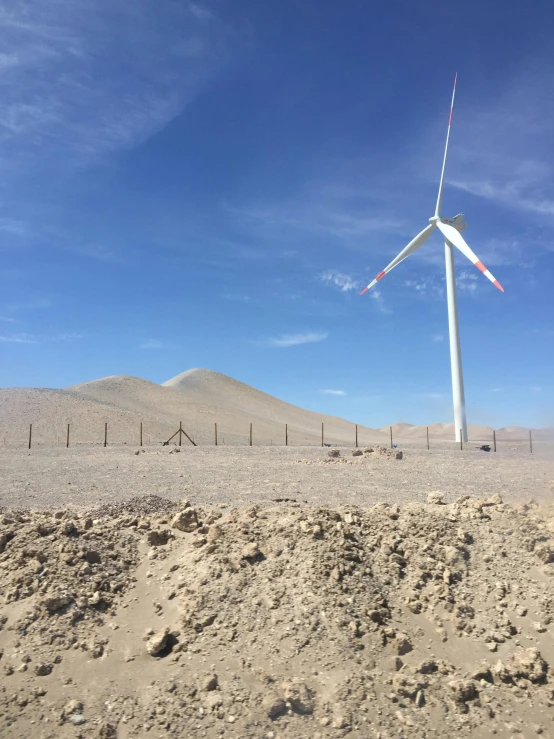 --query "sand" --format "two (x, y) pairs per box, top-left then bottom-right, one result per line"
(1, 482), (554, 738)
